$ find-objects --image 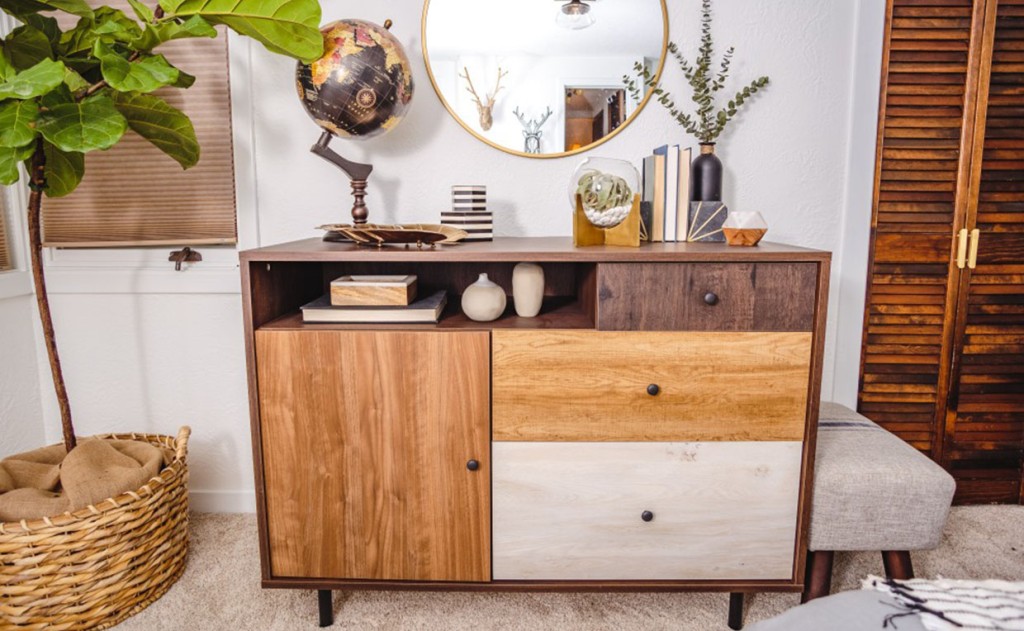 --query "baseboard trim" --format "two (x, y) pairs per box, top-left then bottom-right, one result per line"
(190, 490), (256, 513)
